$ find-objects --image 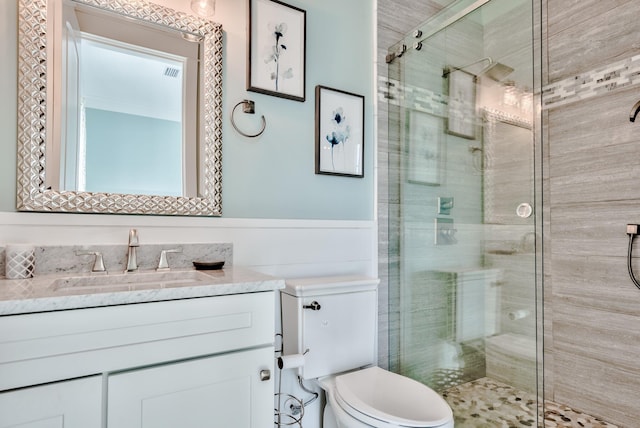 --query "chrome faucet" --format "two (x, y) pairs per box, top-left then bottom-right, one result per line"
(125, 229), (139, 272)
